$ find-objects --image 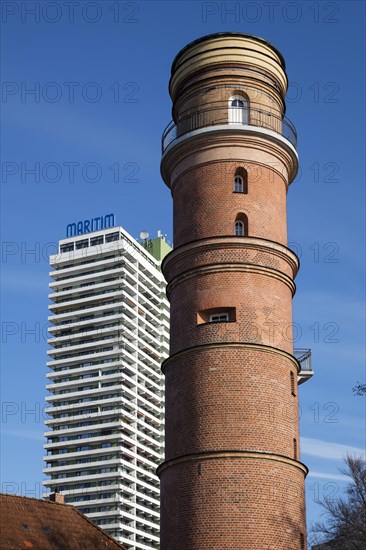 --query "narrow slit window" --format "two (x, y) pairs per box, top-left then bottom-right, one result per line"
(300, 534), (305, 550)
(290, 371), (296, 396)
(293, 438), (298, 460)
